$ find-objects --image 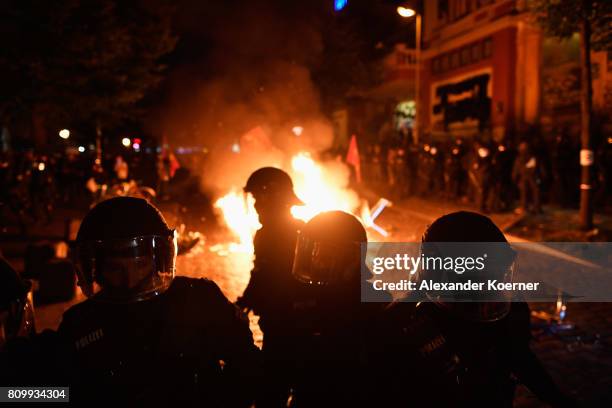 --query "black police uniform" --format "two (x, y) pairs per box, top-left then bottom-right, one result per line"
(375, 301), (567, 407)
(290, 284), (385, 407)
(241, 217), (304, 321)
(239, 216), (304, 406)
(513, 149), (541, 212)
(58, 276), (260, 406)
